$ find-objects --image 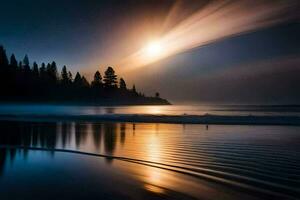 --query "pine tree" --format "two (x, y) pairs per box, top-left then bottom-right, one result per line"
(10, 54), (18, 68)
(61, 65), (69, 85)
(46, 61), (58, 83)
(46, 63), (51, 73)
(38, 63), (47, 93)
(32, 62), (39, 76)
(40, 63), (46, 78)
(132, 84), (137, 93)
(50, 61), (58, 81)
(81, 76), (90, 88)
(74, 72), (82, 87)
(103, 67), (117, 88)
(119, 78), (127, 90)
(23, 55), (29, 66)
(91, 71), (102, 88)
(23, 55), (31, 75)
(18, 61), (23, 69)
(68, 71), (73, 82)
(0, 45), (9, 67)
